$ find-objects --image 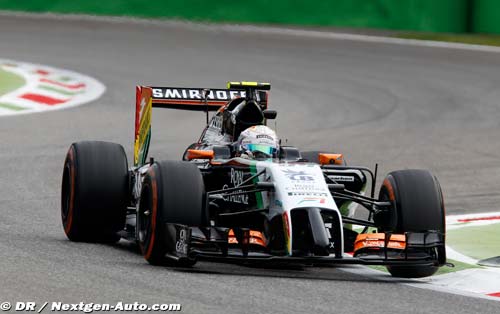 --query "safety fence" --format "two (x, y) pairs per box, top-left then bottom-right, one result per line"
(0, 0), (498, 34)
